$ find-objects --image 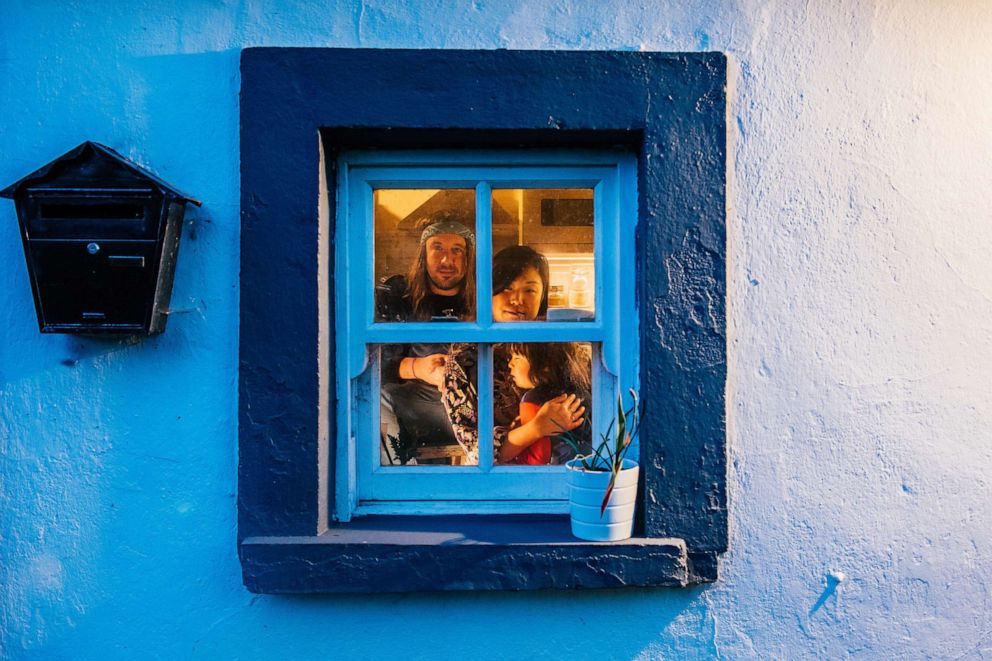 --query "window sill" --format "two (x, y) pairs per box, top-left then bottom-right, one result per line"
(239, 515), (698, 593)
